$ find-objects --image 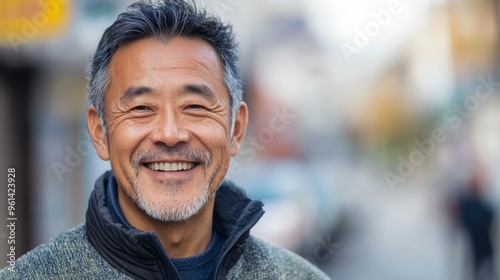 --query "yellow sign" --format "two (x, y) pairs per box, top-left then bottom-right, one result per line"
(0, 0), (70, 49)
